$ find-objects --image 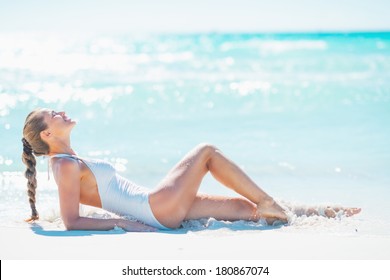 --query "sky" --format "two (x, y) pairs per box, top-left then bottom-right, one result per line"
(0, 0), (390, 34)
